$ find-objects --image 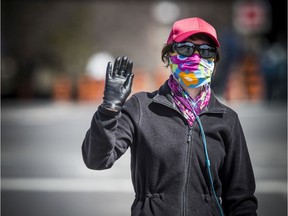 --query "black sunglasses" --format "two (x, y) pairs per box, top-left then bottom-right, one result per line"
(173, 42), (217, 59)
